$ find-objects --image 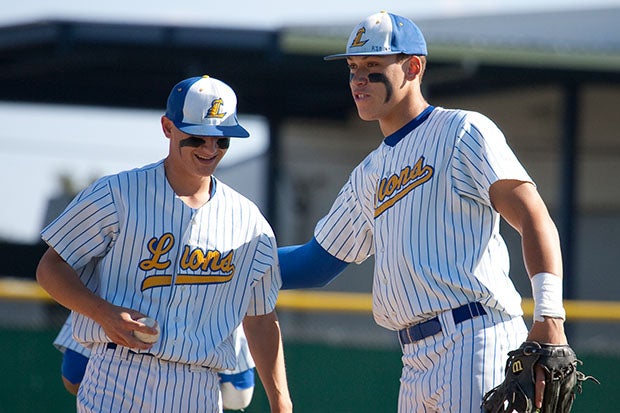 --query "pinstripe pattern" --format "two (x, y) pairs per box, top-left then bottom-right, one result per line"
(42, 159), (275, 412)
(398, 308), (527, 412)
(219, 326), (255, 374)
(314, 107), (532, 411)
(53, 314), (88, 356)
(54, 313), (255, 372)
(78, 343), (221, 413)
(42, 160), (277, 369)
(315, 108), (531, 330)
